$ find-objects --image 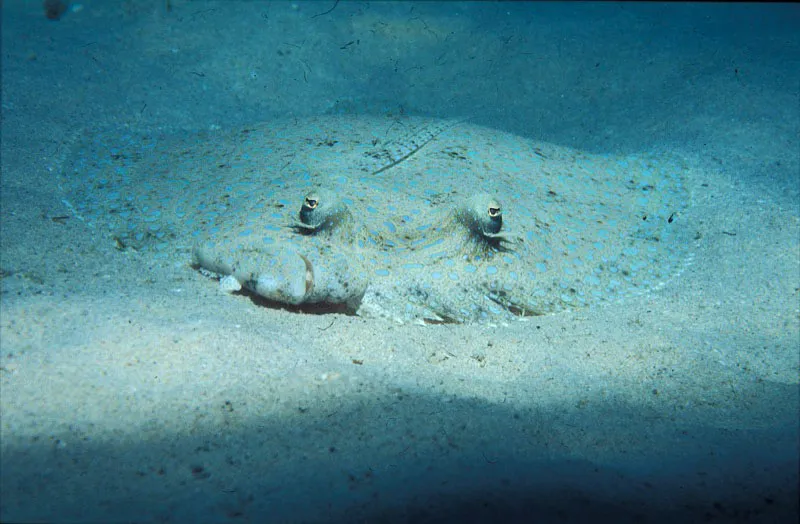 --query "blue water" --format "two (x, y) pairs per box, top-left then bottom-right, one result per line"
(1, 2), (798, 523)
